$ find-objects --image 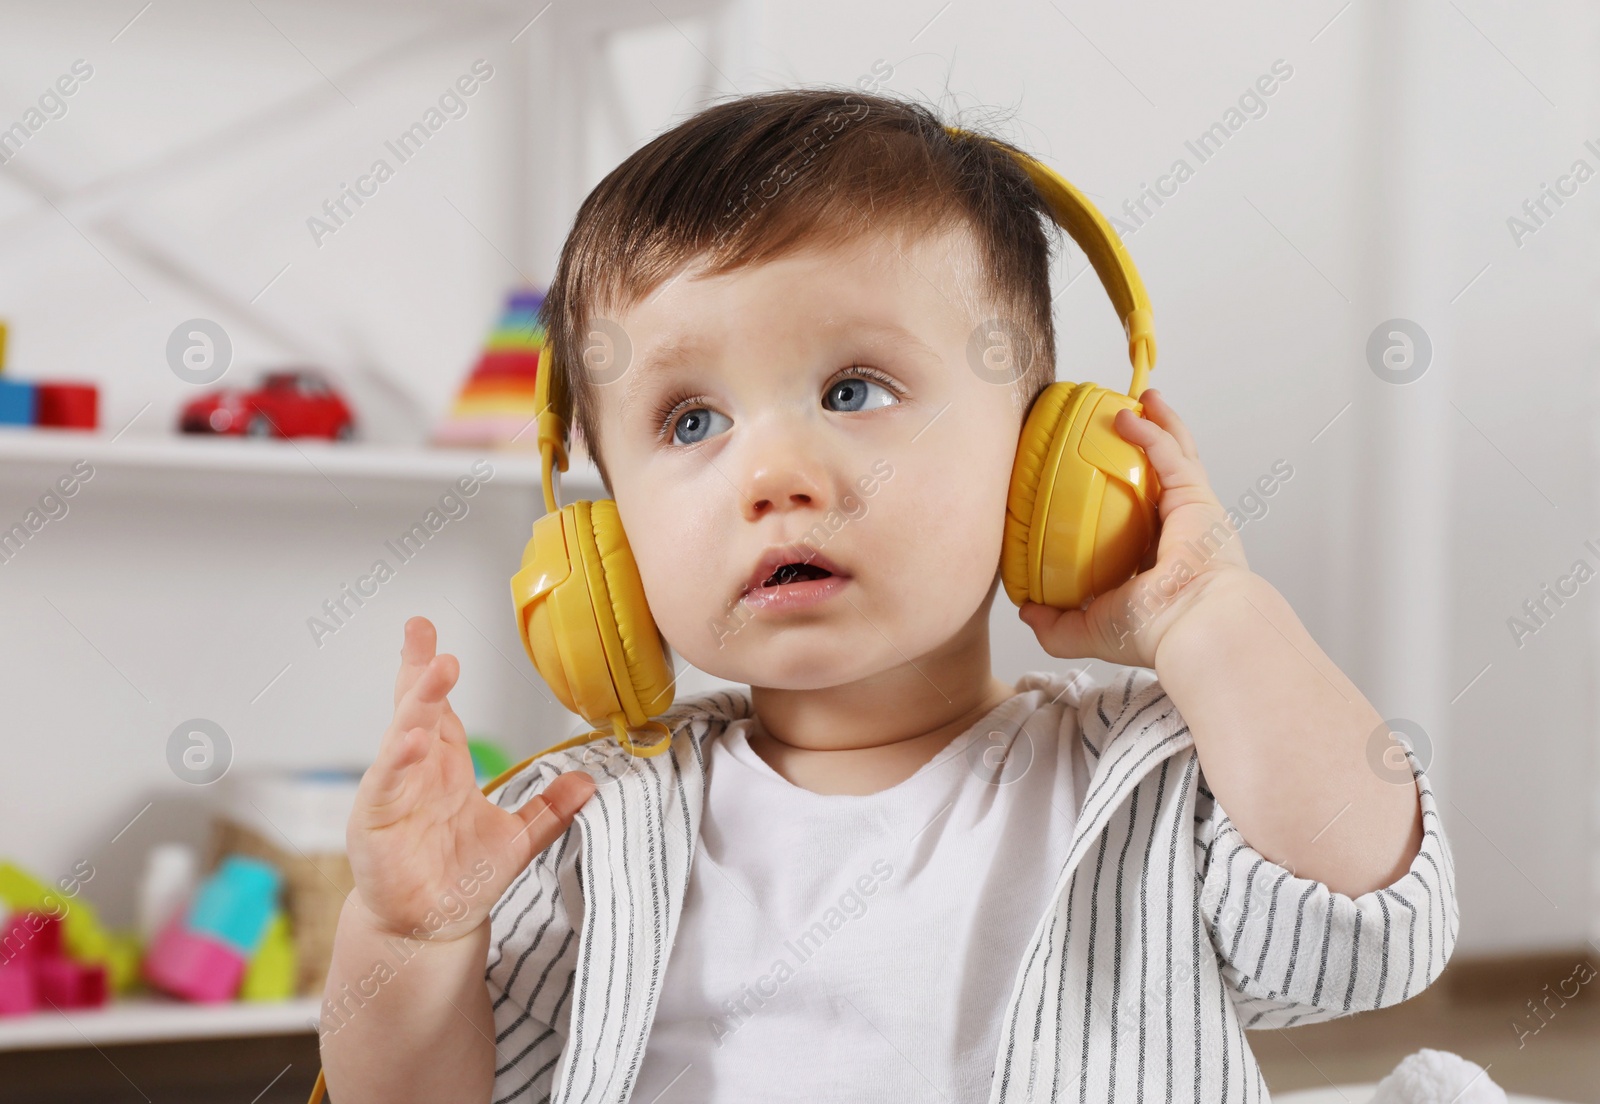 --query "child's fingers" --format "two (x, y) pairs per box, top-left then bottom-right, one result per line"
(1116, 408), (1222, 516)
(393, 616), (438, 710)
(510, 772), (596, 856)
(361, 725), (432, 810)
(441, 702), (469, 748)
(1115, 408), (1192, 485)
(390, 652), (460, 746)
(1138, 389), (1199, 461)
(1018, 602), (1097, 661)
(1019, 600), (1138, 665)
